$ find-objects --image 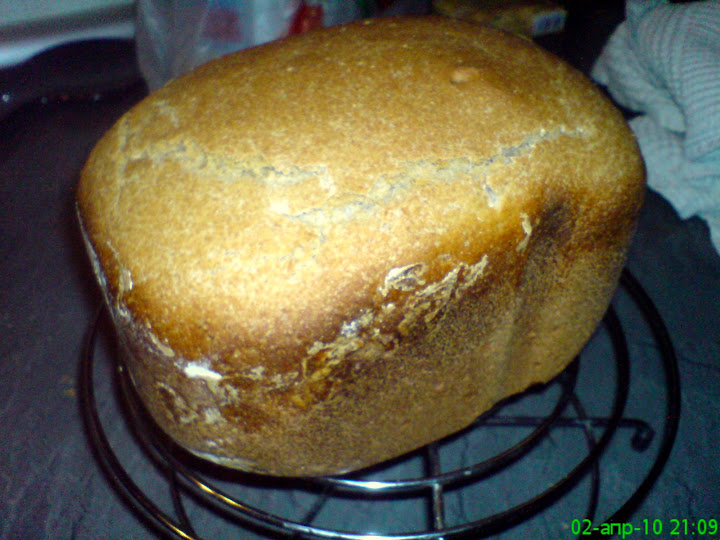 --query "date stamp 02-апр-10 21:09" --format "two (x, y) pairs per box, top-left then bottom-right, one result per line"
(570, 518), (718, 538)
